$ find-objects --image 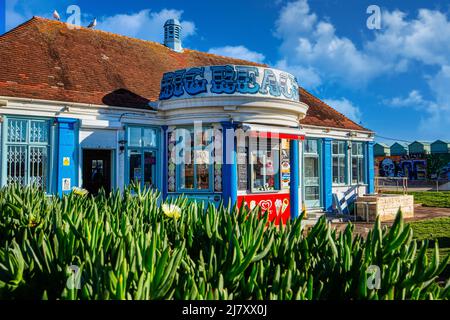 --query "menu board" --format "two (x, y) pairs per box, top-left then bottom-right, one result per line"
(281, 139), (290, 189)
(237, 146), (248, 190)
